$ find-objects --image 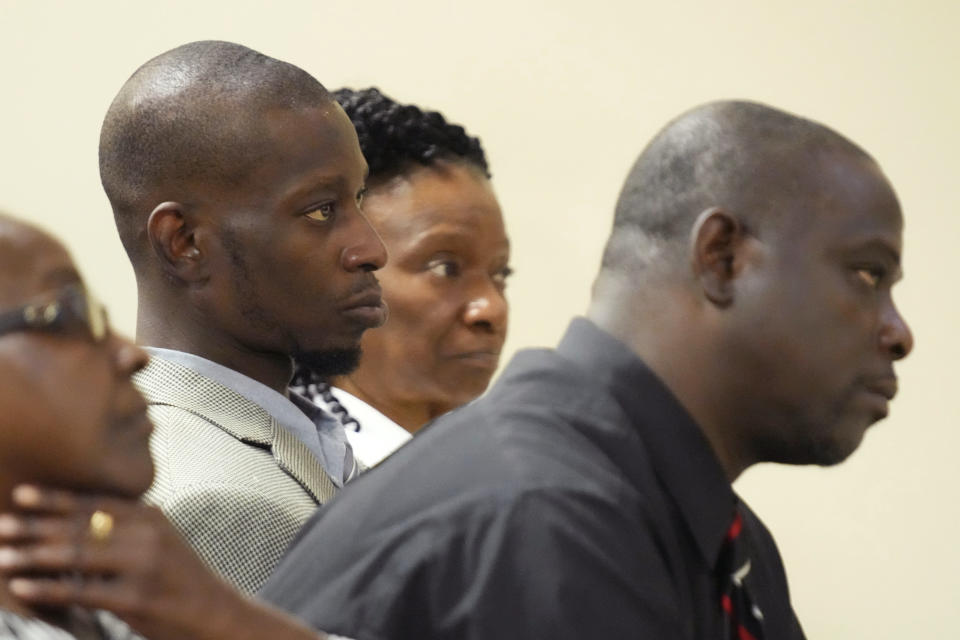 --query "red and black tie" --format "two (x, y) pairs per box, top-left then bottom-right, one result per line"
(718, 509), (765, 640)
